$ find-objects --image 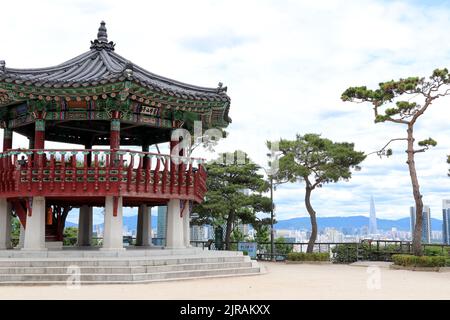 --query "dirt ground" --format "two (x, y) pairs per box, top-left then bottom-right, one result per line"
(1, 262), (449, 300)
